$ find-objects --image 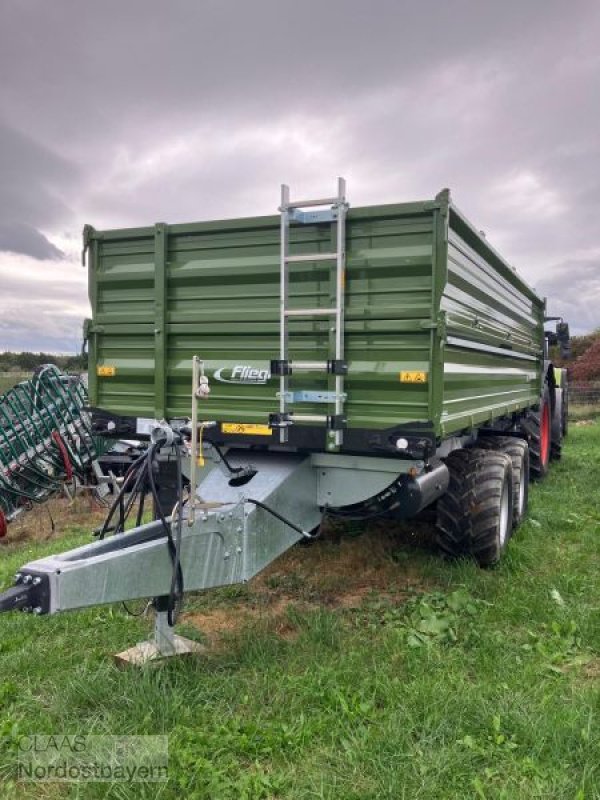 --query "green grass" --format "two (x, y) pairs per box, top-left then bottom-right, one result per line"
(1, 427), (599, 798)
(0, 373), (30, 395)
